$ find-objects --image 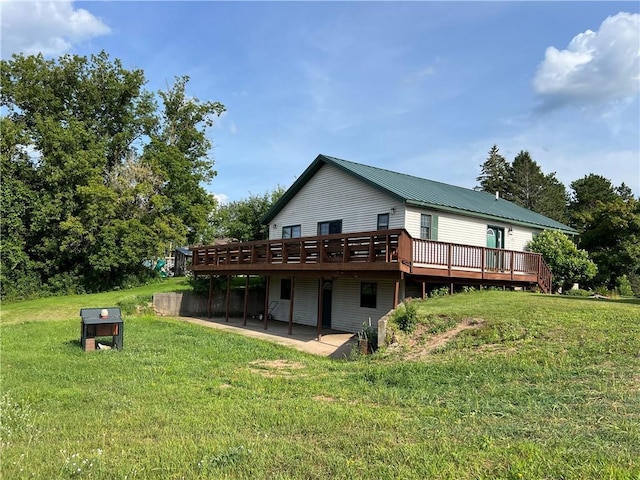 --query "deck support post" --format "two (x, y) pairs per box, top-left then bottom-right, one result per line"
(288, 276), (295, 335)
(317, 278), (323, 341)
(243, 275), (249, 326)
(207, 275), (214, 318)
(450, 282), (454, 295)
(264, 275), (270, 329)
(393, 279), (400, 308)
(422, 281), (426, 300)
(225, 275), (231, 322)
